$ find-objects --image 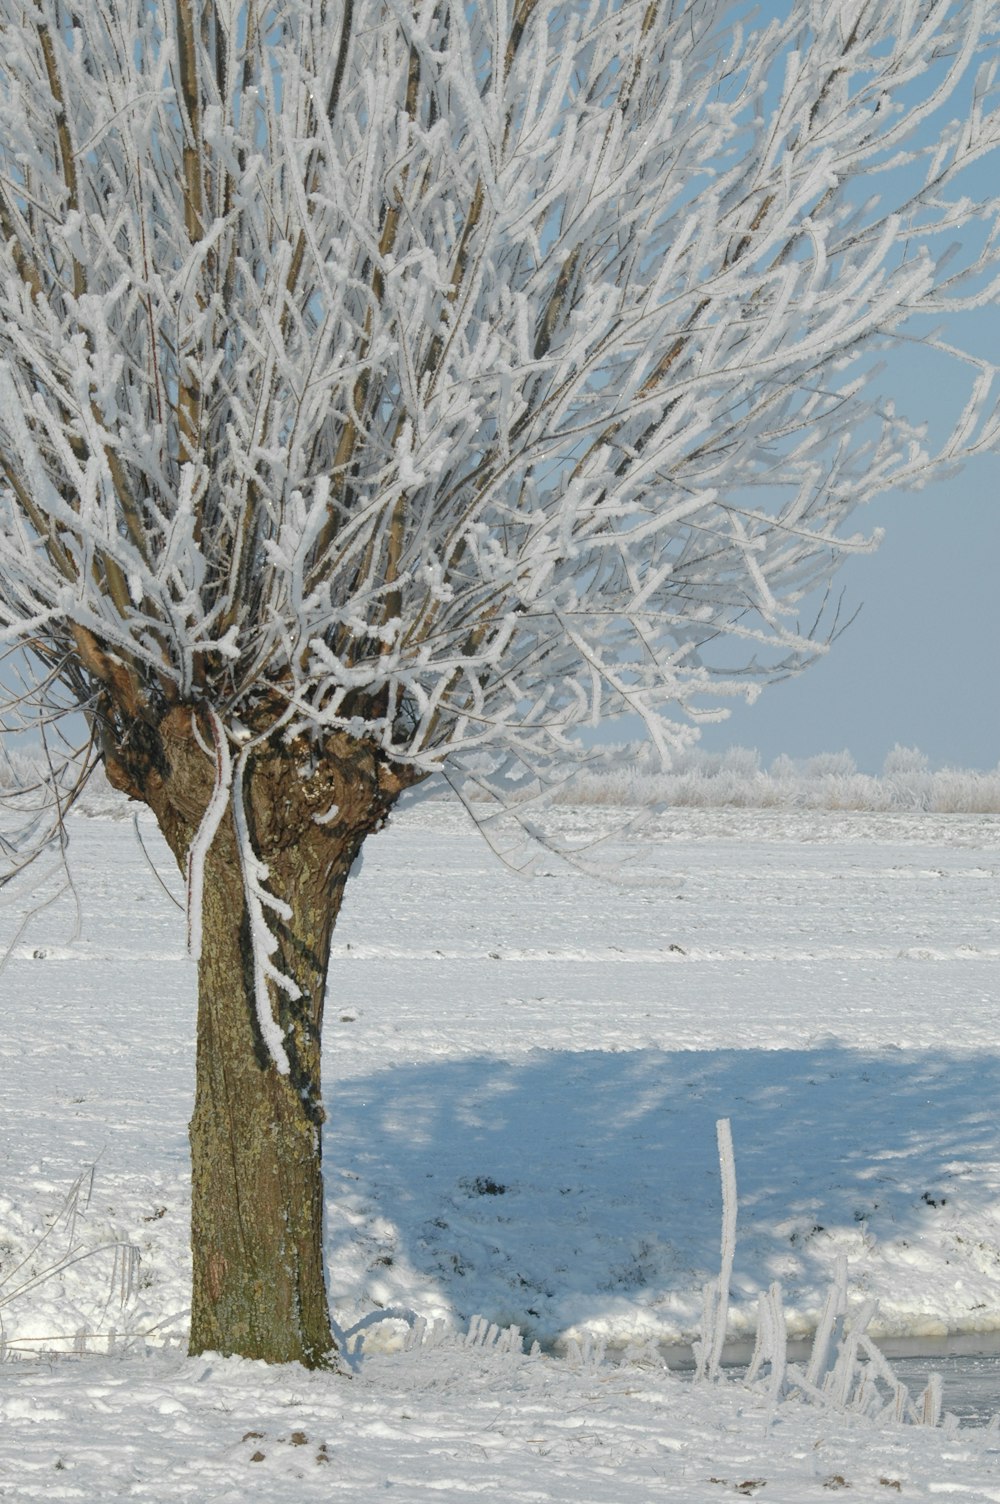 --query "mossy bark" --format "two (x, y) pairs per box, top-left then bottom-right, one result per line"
(101, 704), (406, 1368)
(186, 827), (341, 1367)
